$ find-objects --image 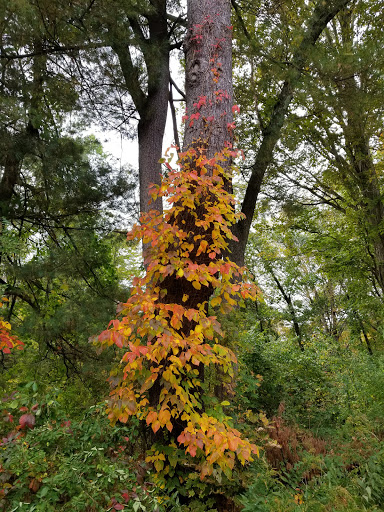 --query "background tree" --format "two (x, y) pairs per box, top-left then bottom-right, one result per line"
(228, 0), (352, 265)
(0, 1), (135, 382)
